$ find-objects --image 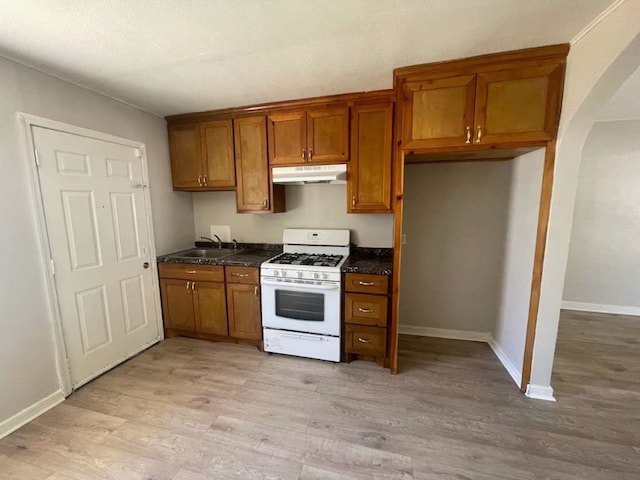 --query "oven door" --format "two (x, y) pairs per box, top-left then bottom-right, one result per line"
(261, 278), (341, 336)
